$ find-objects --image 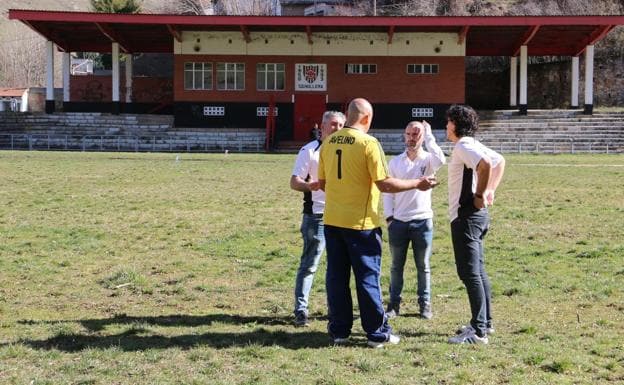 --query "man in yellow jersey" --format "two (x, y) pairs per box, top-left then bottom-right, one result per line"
(318, 98), (438, 348)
